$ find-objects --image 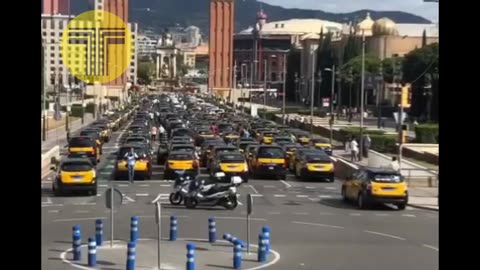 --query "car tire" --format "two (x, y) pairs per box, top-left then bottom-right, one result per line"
(341, 187), (347, 201)
(327, 177), (335, 183)
(396, 202), (407, 210)
(357, 193), (367, 209)
(90, 188), (97, 196)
